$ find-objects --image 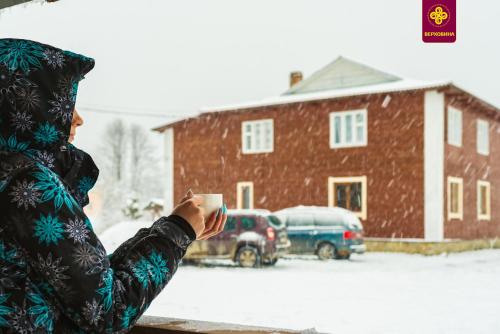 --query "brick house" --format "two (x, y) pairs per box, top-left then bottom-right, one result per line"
(153, 57), (500, 241)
